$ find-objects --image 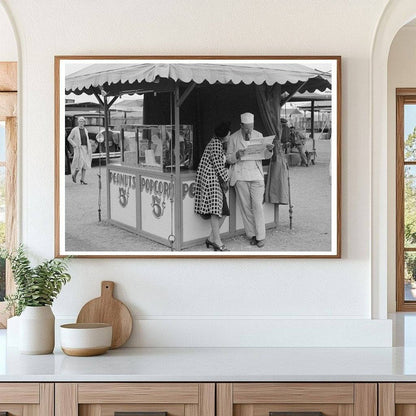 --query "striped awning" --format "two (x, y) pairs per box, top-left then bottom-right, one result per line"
(65, 62), (331, 96)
